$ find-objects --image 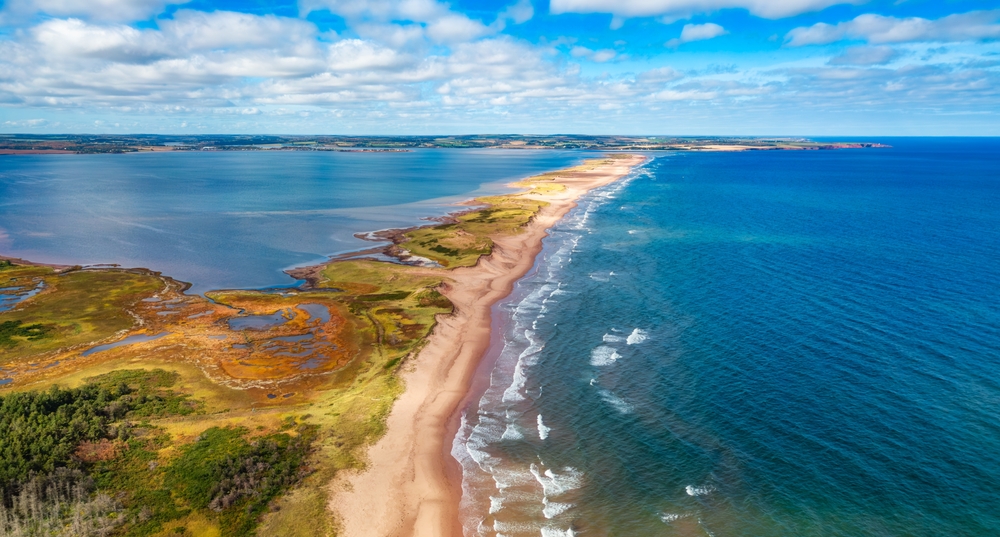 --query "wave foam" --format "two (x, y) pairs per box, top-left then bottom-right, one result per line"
(685, 484), (716, 496)
(540, 527), (576, 537)
(589, 345), (621, 366)
(501, 423), (524, 441)
(542, 498), (574, 519)
(660, 512), (691, 523)
(530, 464), (584, 498)
(626, 328), (648, 345)
(537, 414), (551, 440)
(598, 389), (634, 414)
